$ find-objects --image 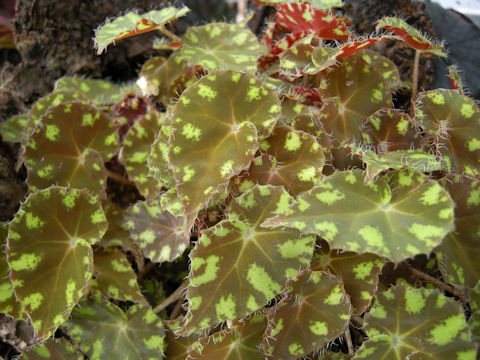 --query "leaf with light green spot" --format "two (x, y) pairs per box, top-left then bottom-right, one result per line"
(263, 270), (351, 359)
(124, 197), (189, 263)
(362, 108), (421, 152)
(180, 185), (315, 334)
(279, 43), (316, 80)
(356, 148), (443, 182)
(275, 3), (350, 40)
(27, 91), (91, 134)
(310, 46), (341, 73)
(357, 50), (401, 90)
(20, 338), (82, 360)
(318, 55), (392, 146)
(355, 284), (475, 359)
(180, 23), (261, 72)
(262, 169), (454, 263)
(97, 203), (139, 254)
(92, 246), (146, 304)
(54, 77), (126, 107)
(0, 237), (25, 319)
(23, 102), (119, 193)
(375, 17), (446, 57)
(312, 241), (383, 314)
(435, 175), (480, 289)
(94, 7), (190, 54)
(147, 122), (175, 188)
(159, 188), (185, 217)
(164, 317), (199, 359)
(251, 0), (343, 10)
(235, 125), (325, 195)
(6, 187), (107, 340)
(66, 300), (166, 360)
(137, 53), (188, 103)
(414, 89), (480, 175)
(186, 314), (268, 359)
(0, 113), (29, 143)
(447, 65), (464, 94)
(169, 70), (281, 234)
(119, 111), (164, 199)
